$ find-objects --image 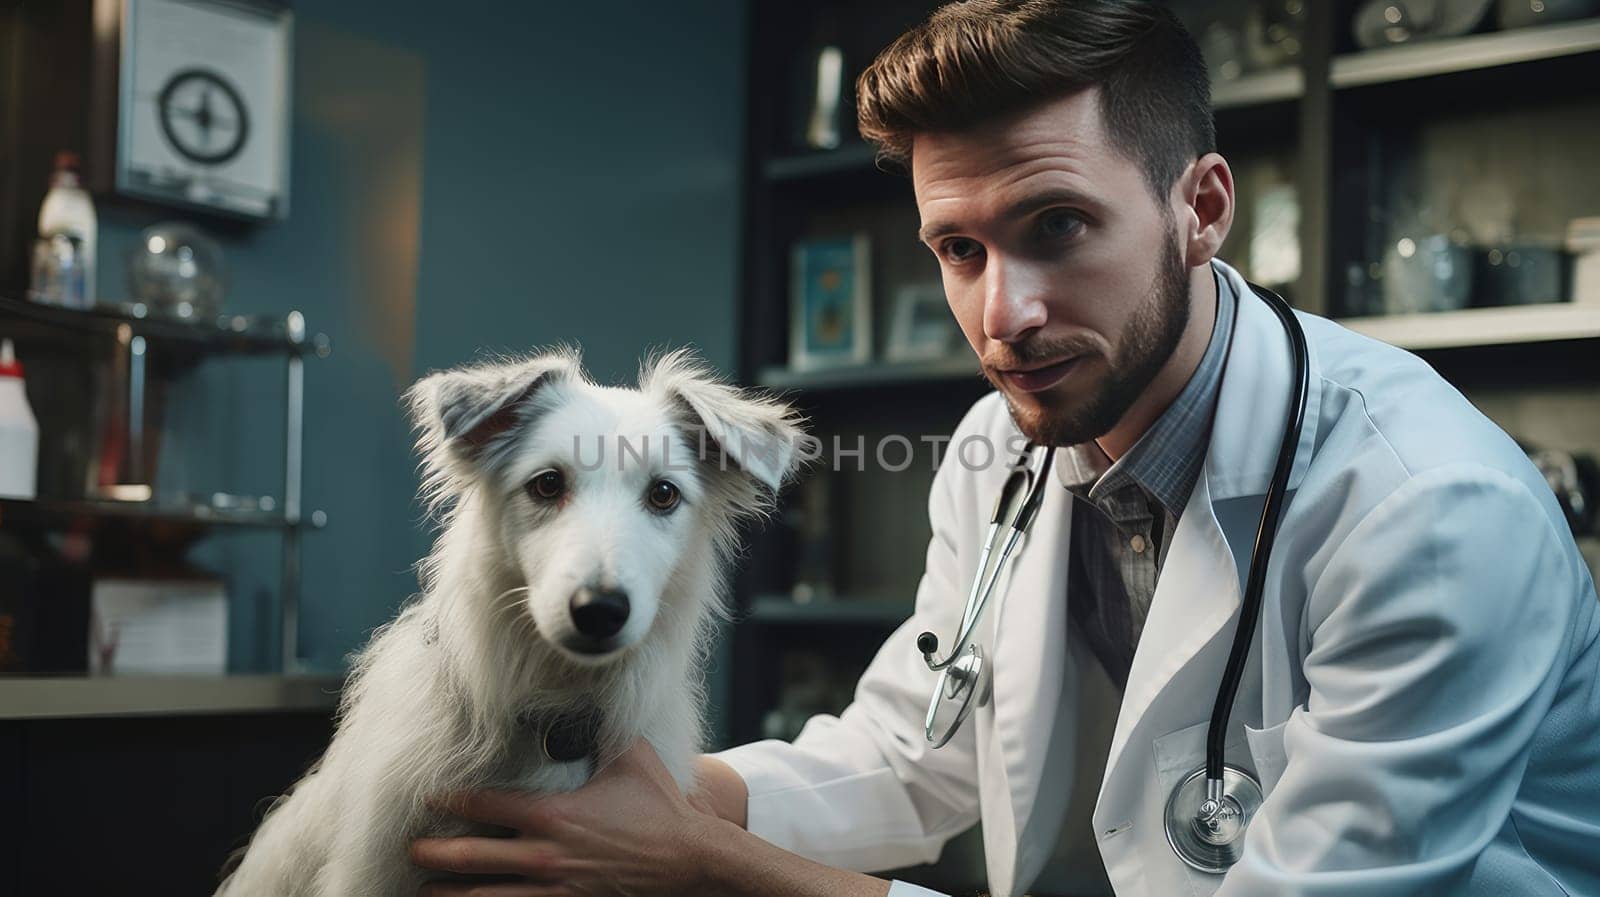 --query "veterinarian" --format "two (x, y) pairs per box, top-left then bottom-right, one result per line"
(409, 2), (1600, 895)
